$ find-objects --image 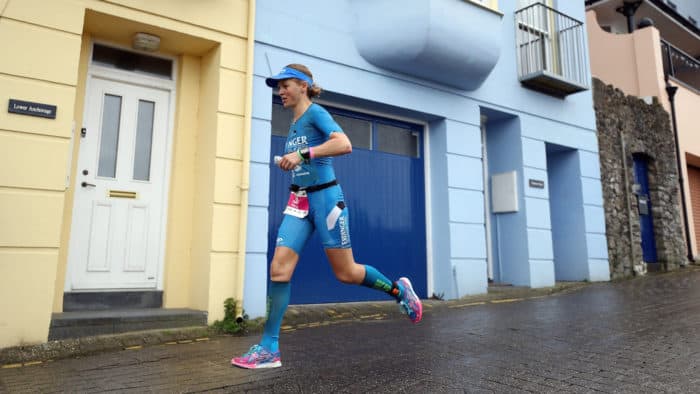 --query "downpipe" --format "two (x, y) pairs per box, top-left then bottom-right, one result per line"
(234, 0), (257, 319)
